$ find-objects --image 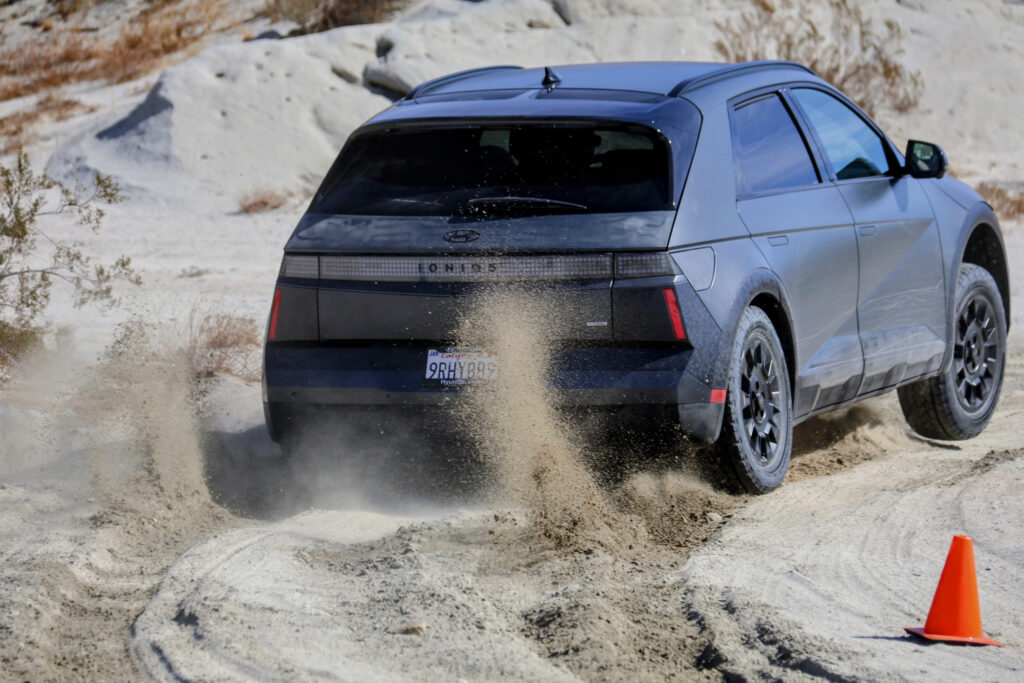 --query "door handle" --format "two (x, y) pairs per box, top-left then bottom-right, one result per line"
(767, 235), (789, 246)
(859, 225), (877, 236)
